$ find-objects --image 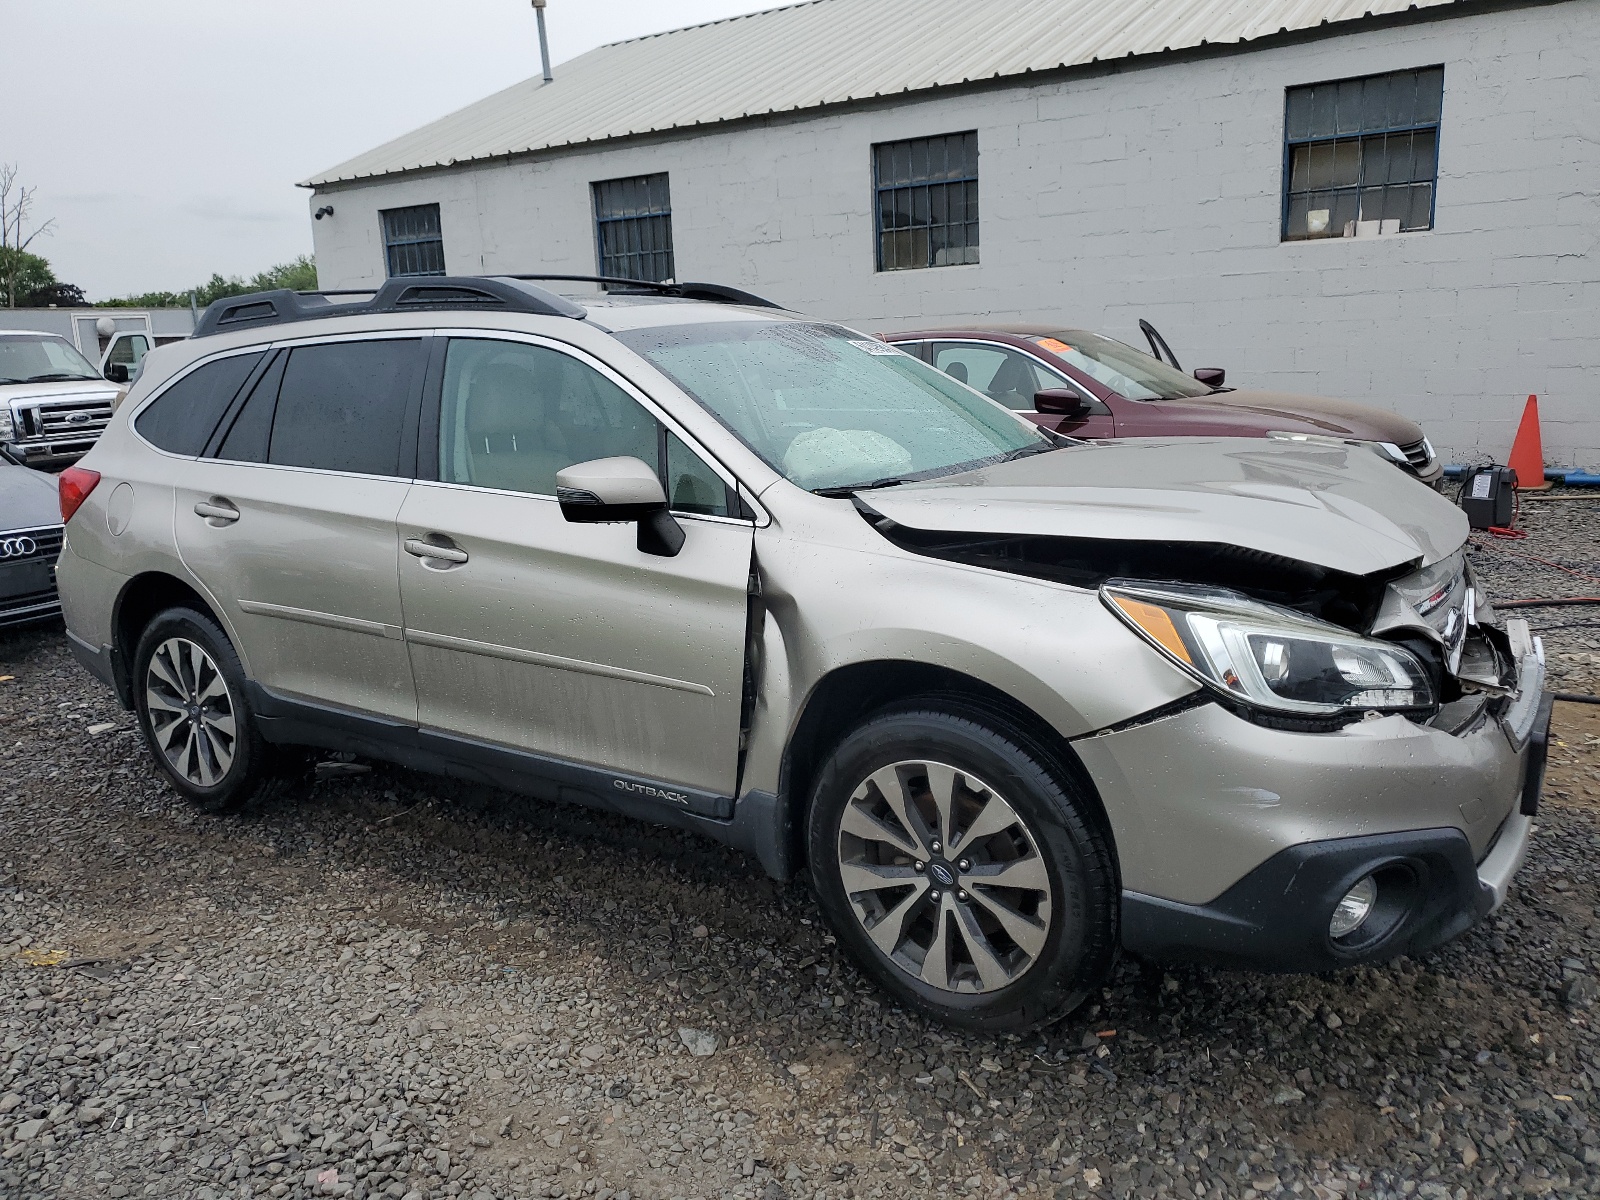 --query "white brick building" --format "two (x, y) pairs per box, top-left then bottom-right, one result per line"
(304, 0), (1600, 468)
